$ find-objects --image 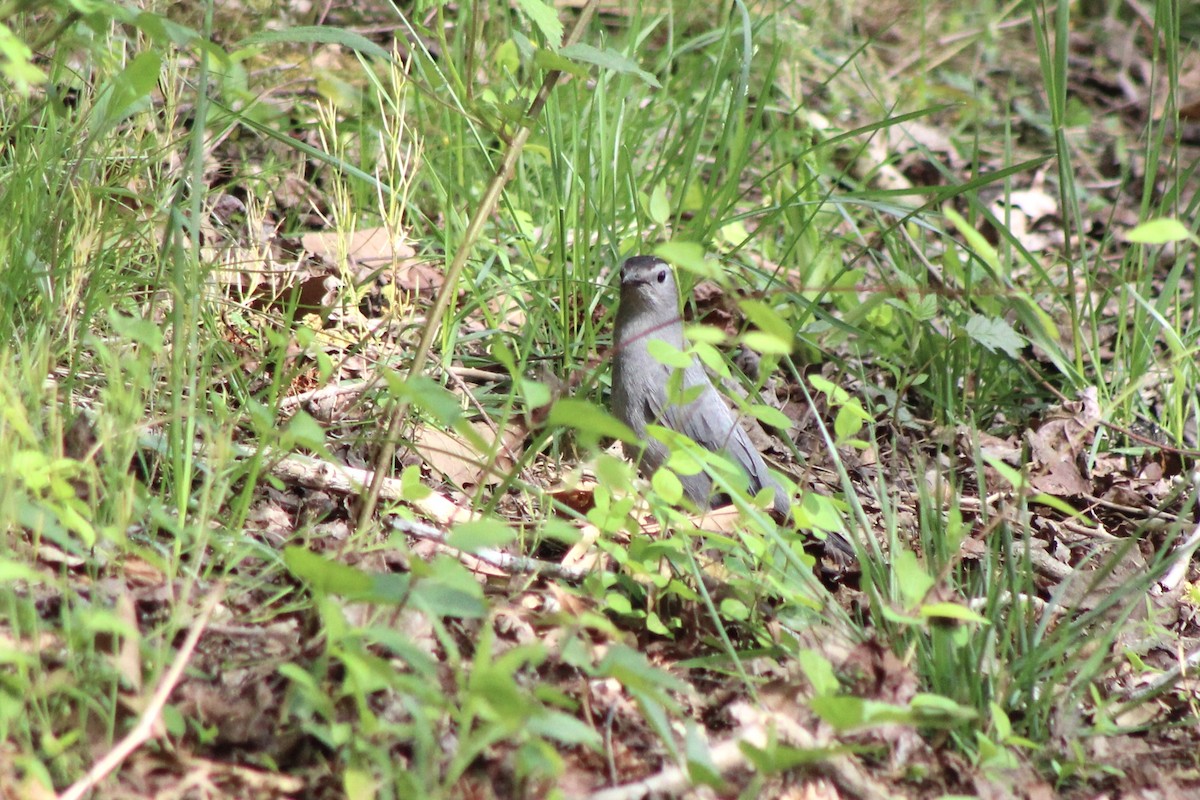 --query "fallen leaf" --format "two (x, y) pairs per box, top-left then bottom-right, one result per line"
(409, 420), (525, 489)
